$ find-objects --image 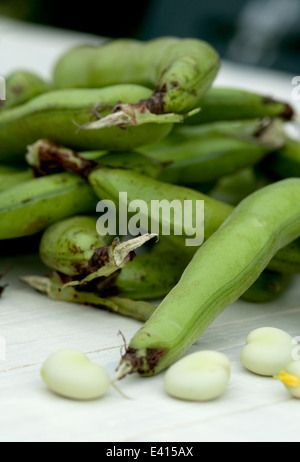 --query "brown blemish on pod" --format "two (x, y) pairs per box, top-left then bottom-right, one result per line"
(34, 139), (96, 178)
(262, 96), (294, 120)
(119, 346), (169, 376)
